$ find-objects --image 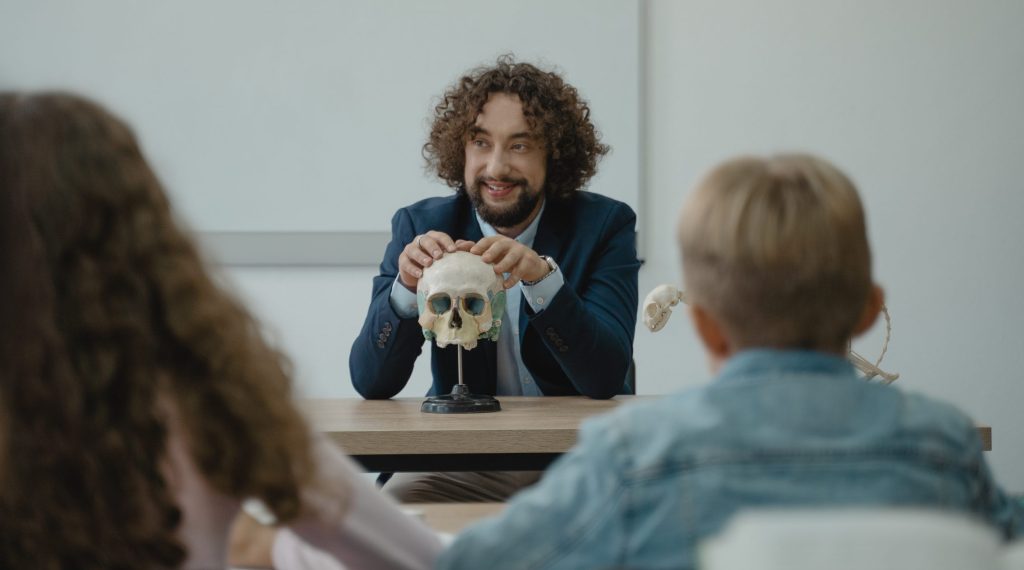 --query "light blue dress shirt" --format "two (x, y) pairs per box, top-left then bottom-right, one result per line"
(388, 201), (564, 396)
